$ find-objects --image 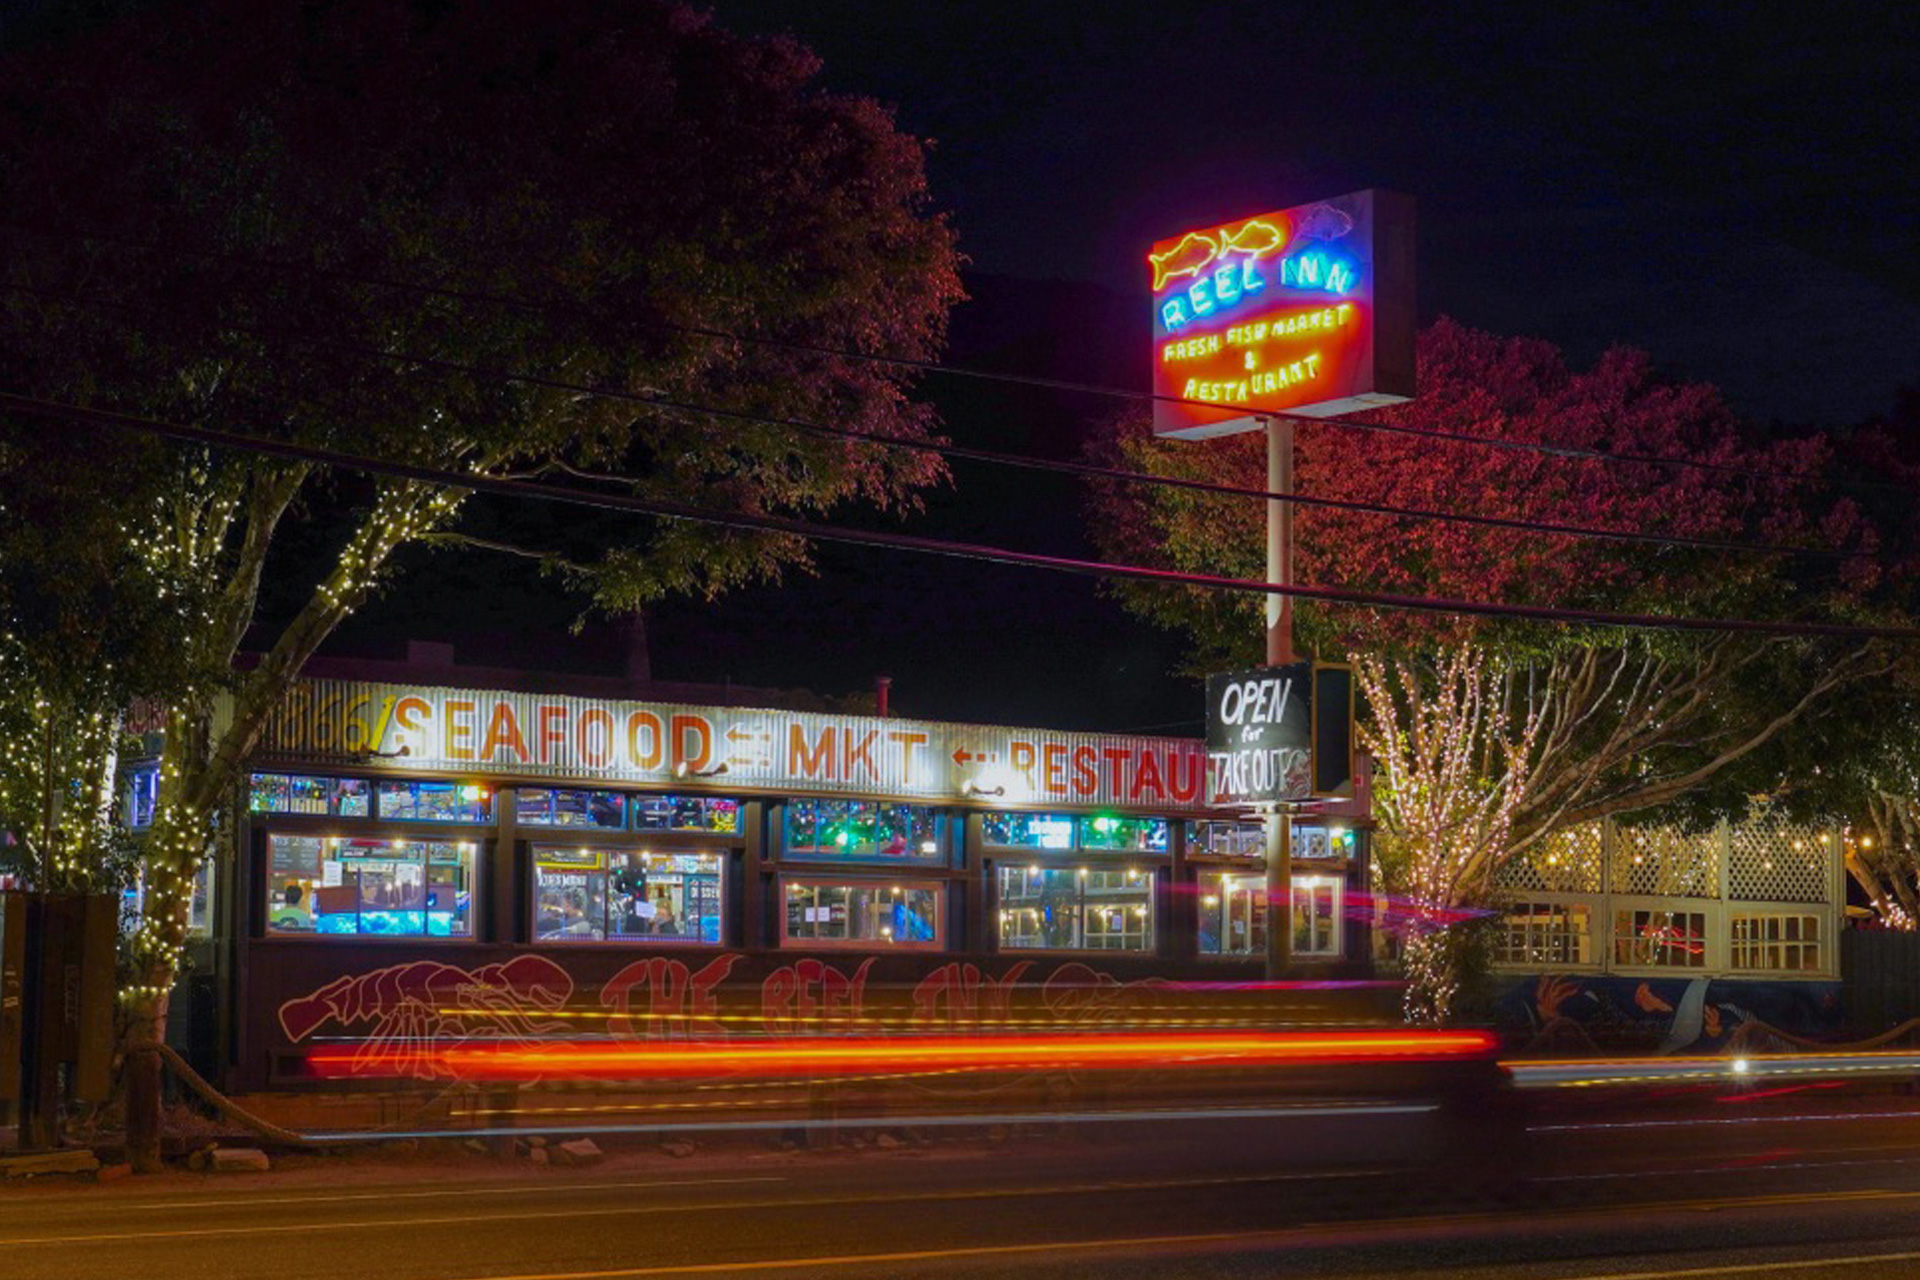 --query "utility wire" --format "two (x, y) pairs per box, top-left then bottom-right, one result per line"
(5, 218), (1896, 495)
(0, 281), (1873, 565)
(1, 390), (1911, 642)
